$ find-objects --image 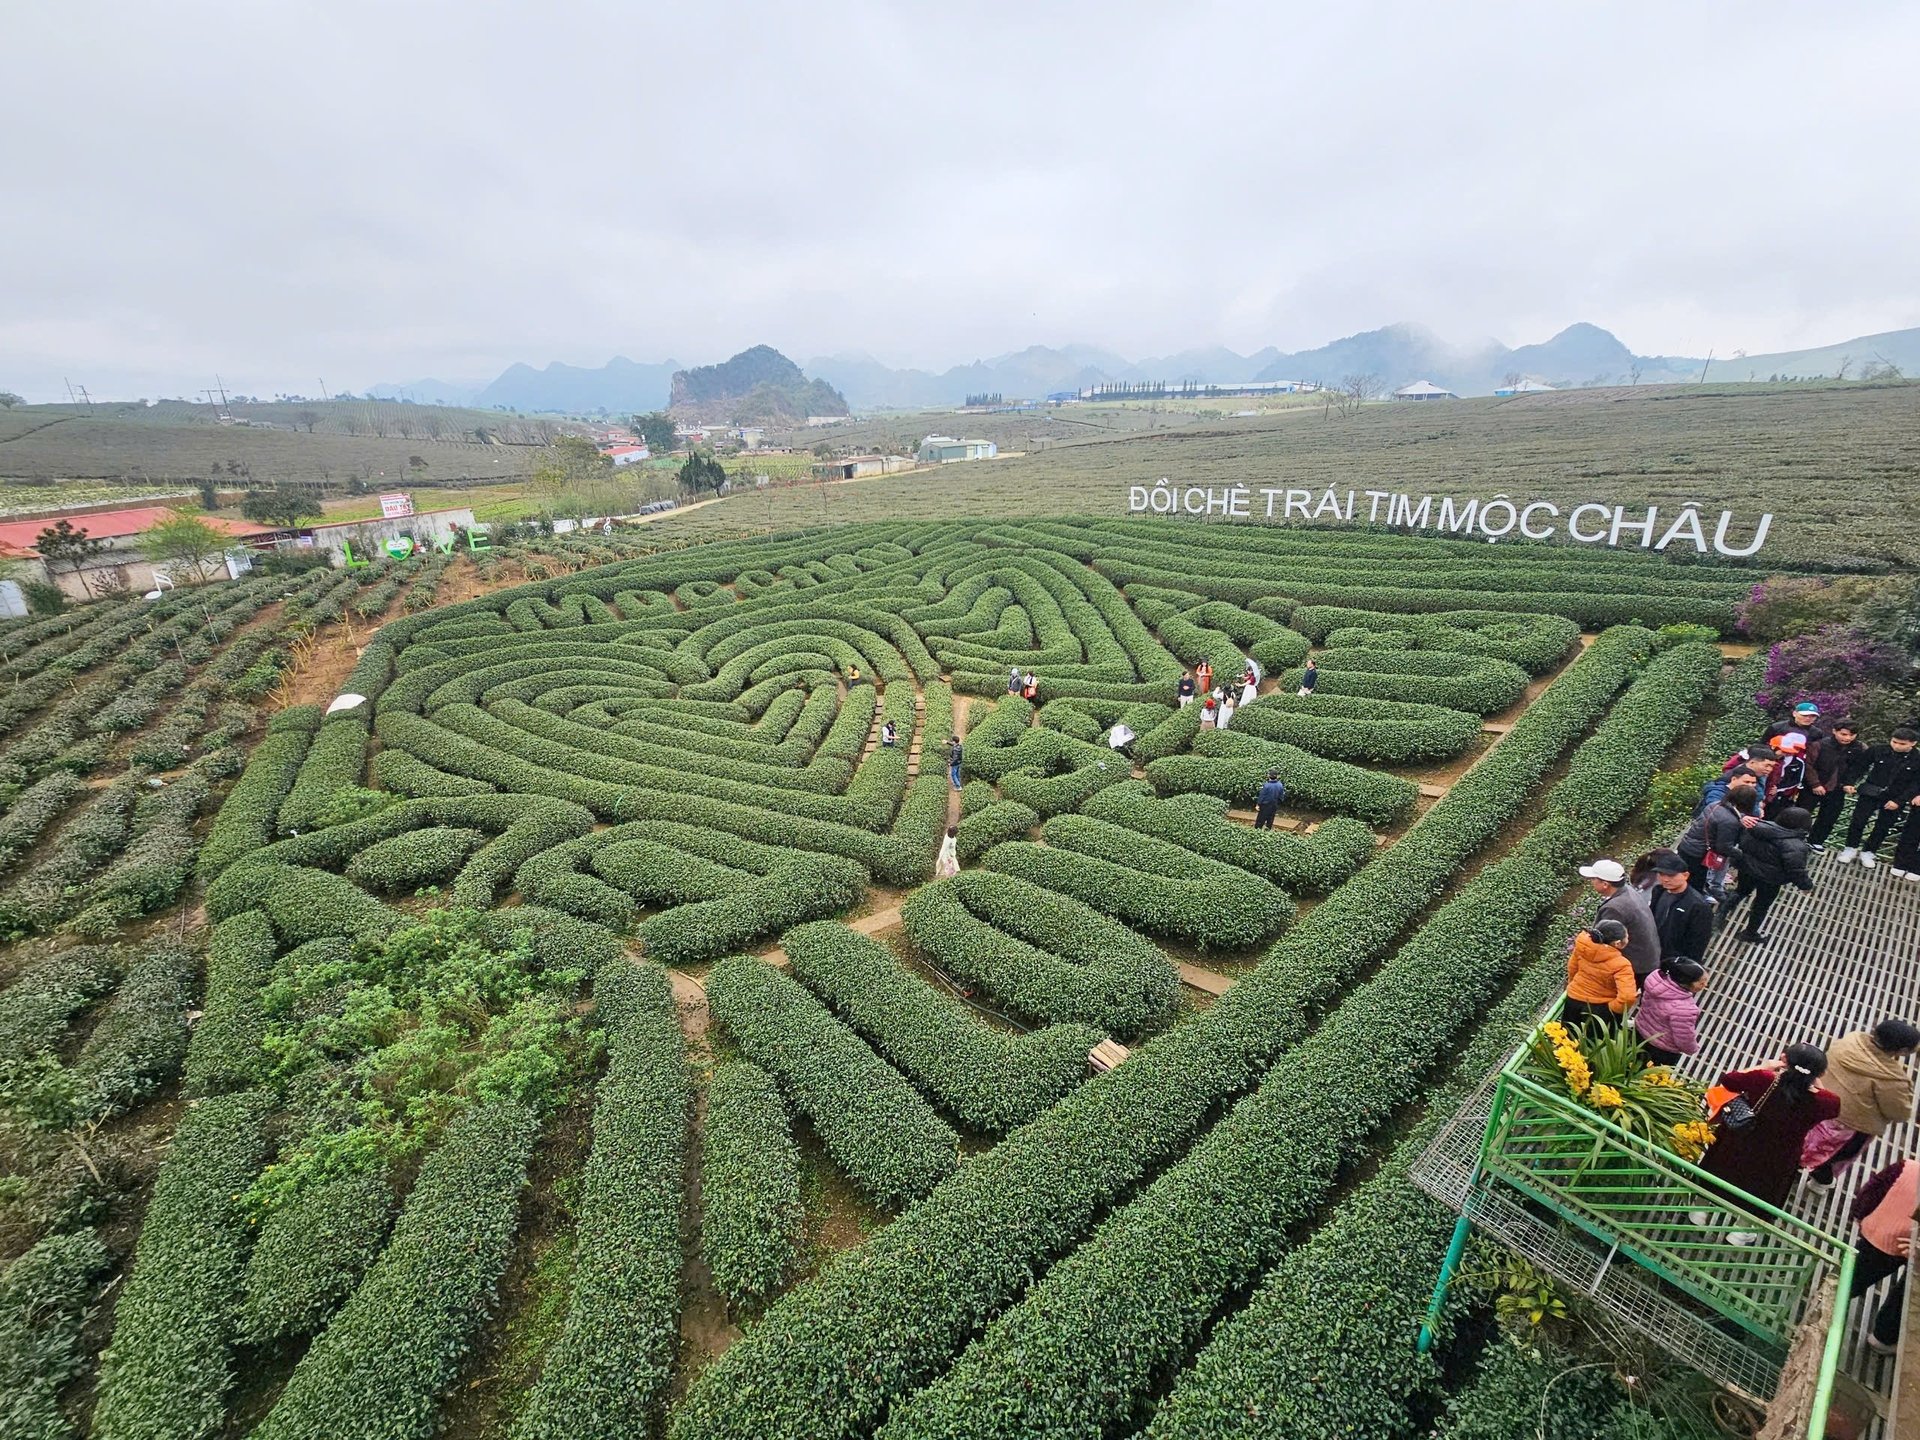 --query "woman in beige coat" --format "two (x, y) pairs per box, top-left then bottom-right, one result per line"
(1809, 1018), (1919, 1187)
